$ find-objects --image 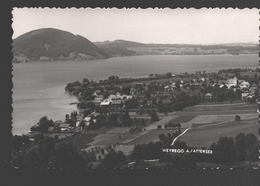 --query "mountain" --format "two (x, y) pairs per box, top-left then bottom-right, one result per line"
(12, 28), (109, 62)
